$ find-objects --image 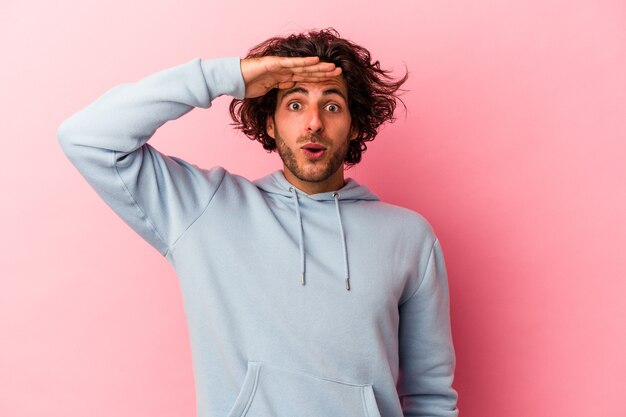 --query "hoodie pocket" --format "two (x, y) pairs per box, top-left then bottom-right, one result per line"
(226, 361), (382, 417)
